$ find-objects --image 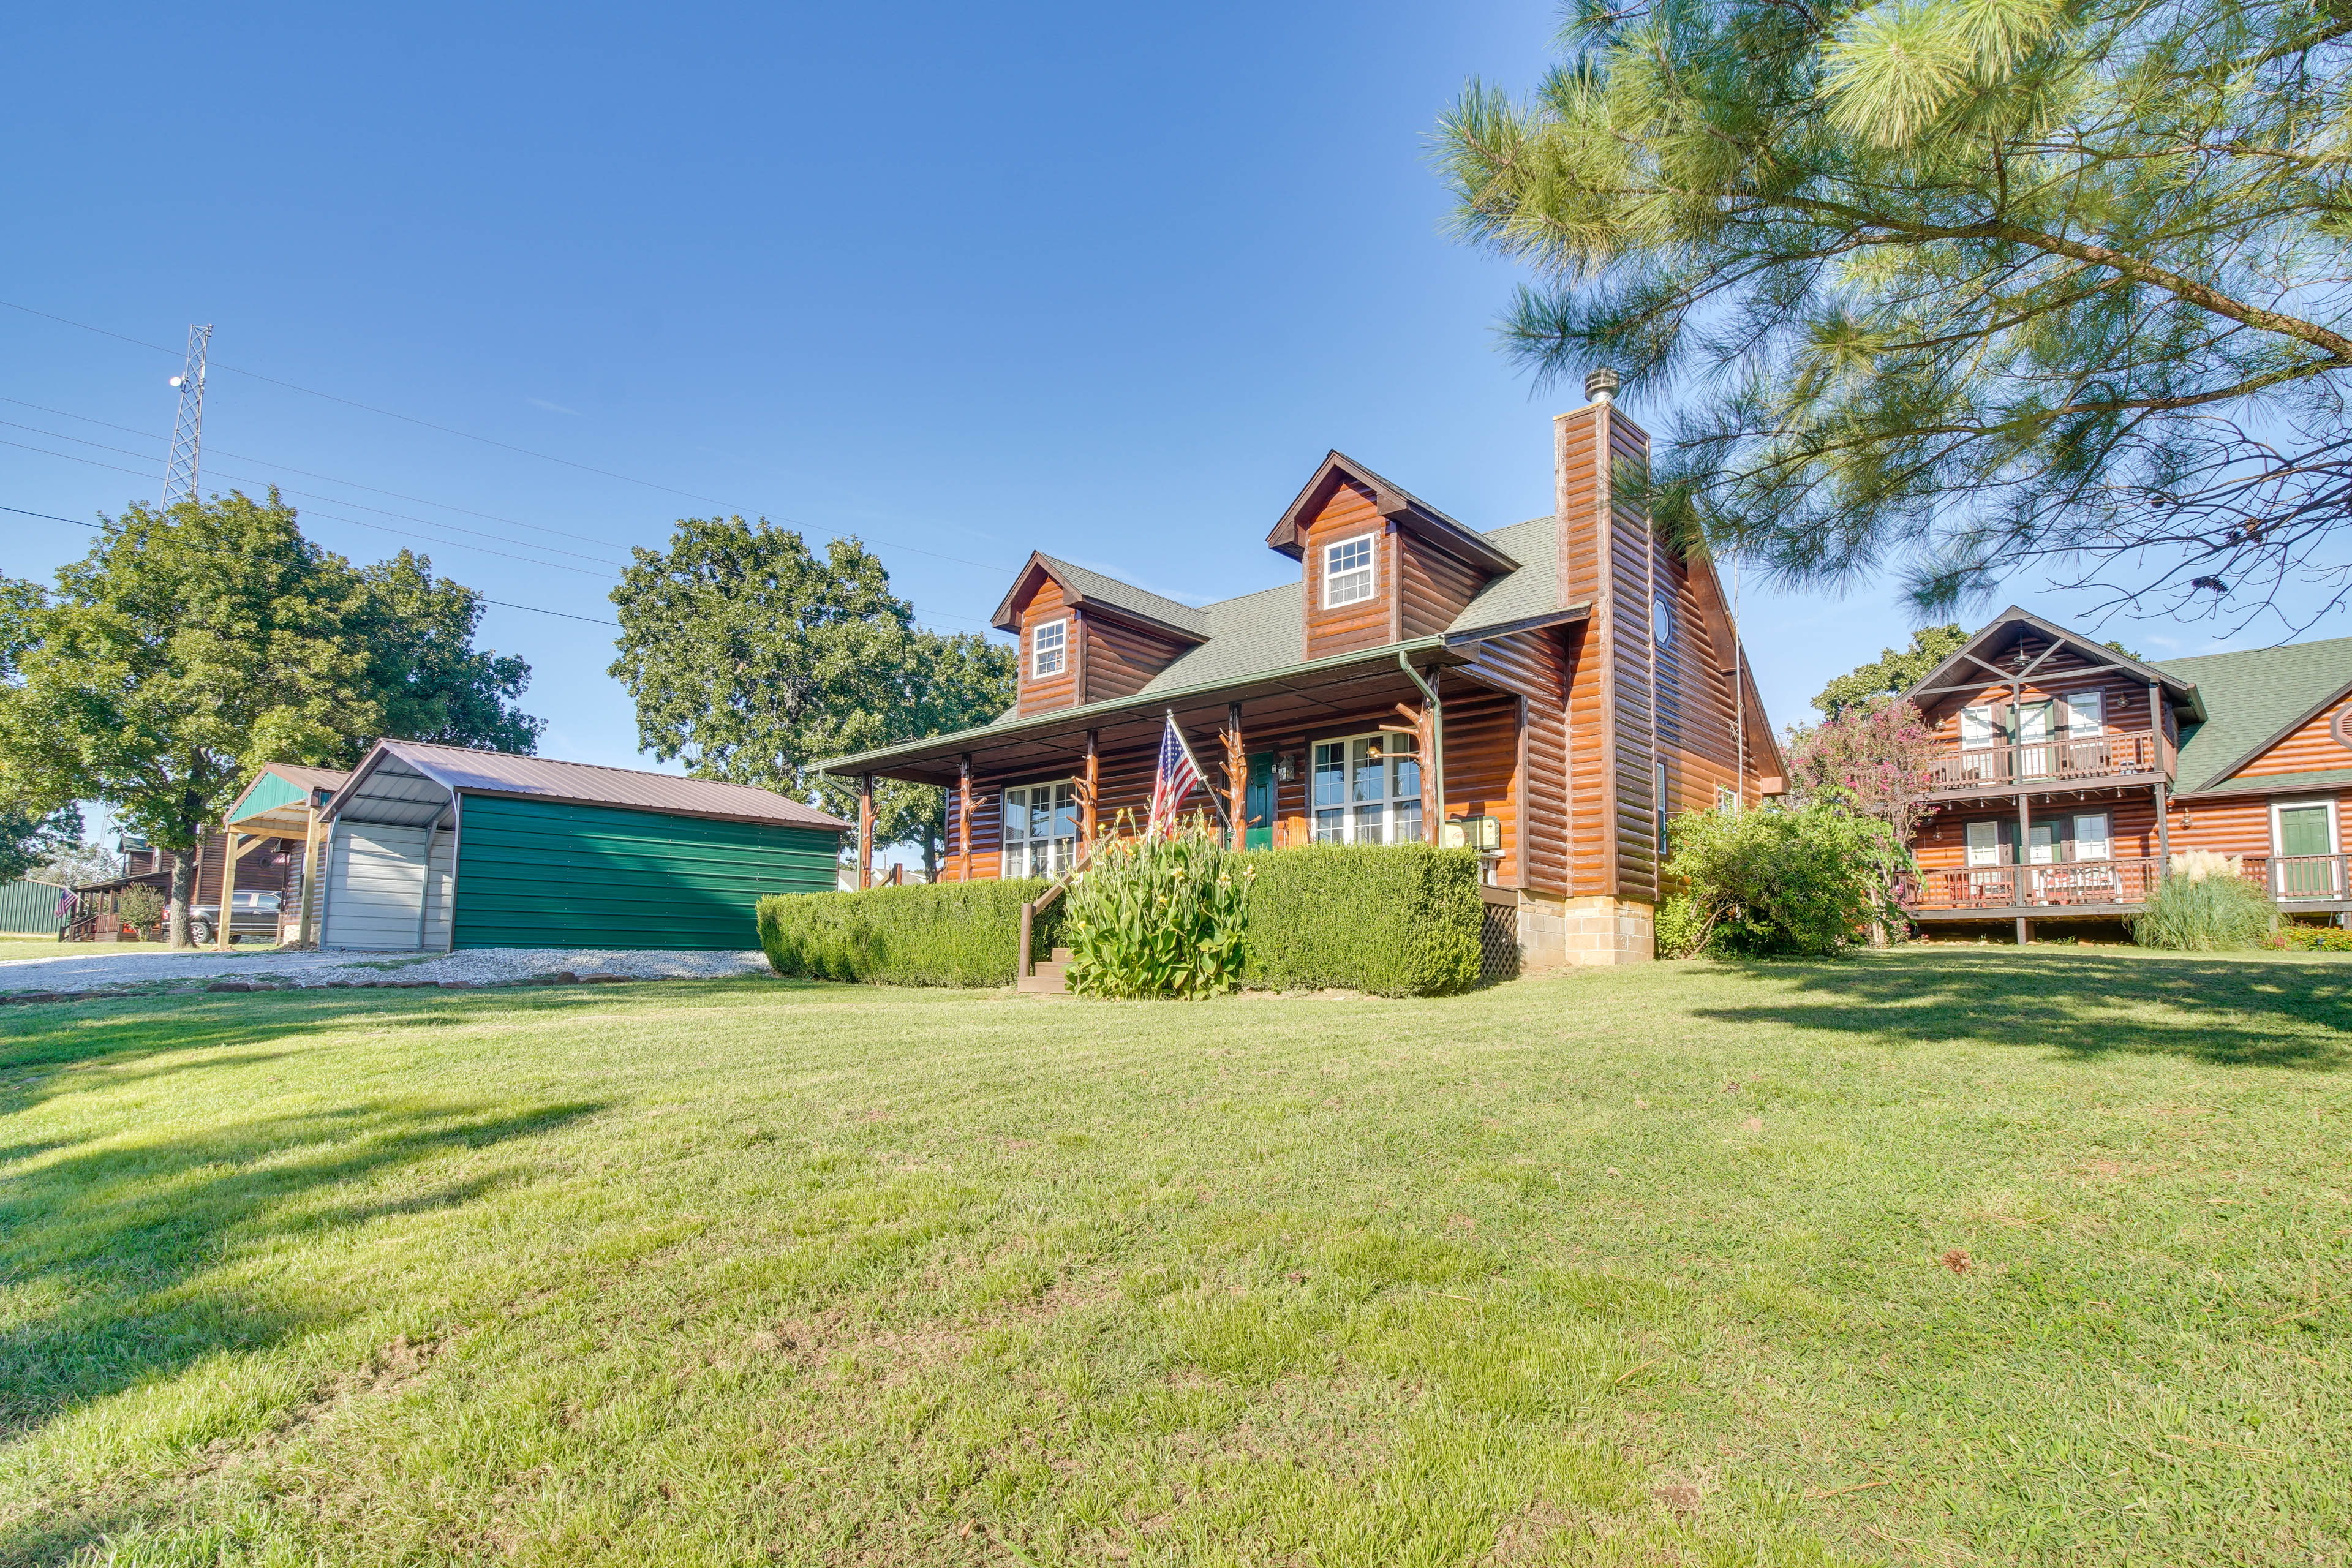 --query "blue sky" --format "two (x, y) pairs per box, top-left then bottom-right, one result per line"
(3, 1), (2321, 848)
